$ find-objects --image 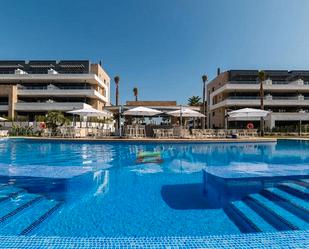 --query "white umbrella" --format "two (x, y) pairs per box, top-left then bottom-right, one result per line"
(67, 107), (111, 117)
(167, 106), (205, 129)
(0, 117), (7, 121)
(123, 106), (162, 116)
(166, 108), (205, 118)
(228, 108), (269, 118)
